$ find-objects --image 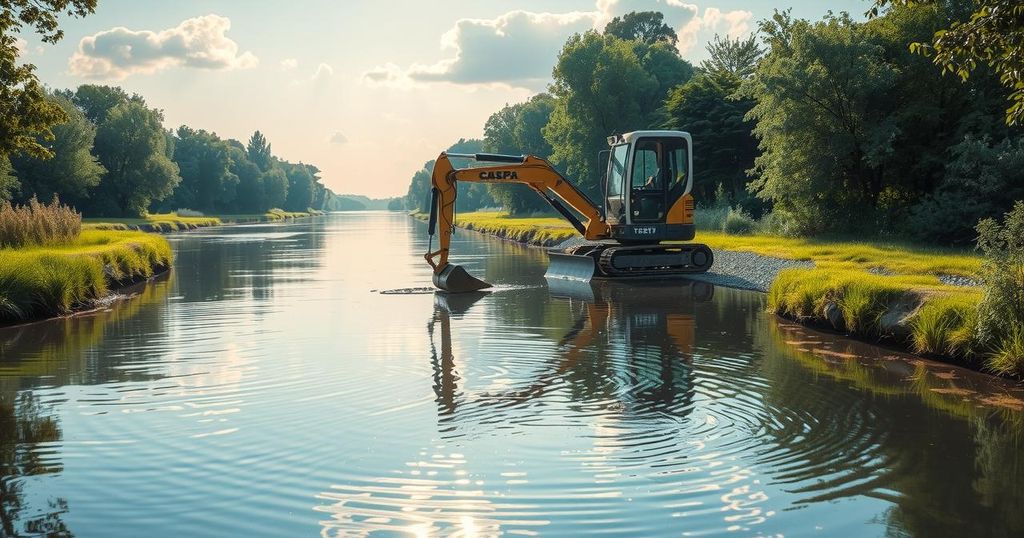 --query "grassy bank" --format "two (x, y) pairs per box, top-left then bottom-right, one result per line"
(425, 211), (1020, 375)
(84, 208), (324, 232)
(0, 229), (172, 324)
